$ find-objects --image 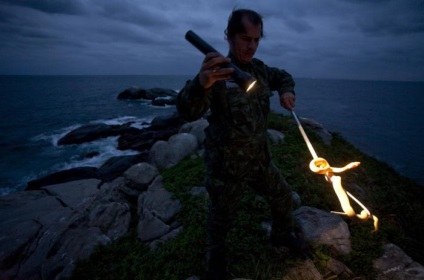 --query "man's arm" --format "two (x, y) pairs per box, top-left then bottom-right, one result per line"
(266, 65), (296, 111)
